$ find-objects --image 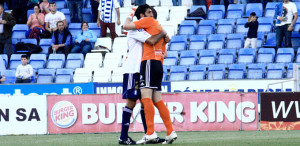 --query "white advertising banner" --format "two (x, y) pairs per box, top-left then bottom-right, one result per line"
(171, 79), (294, 93)
(0, 95), (47, 135)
